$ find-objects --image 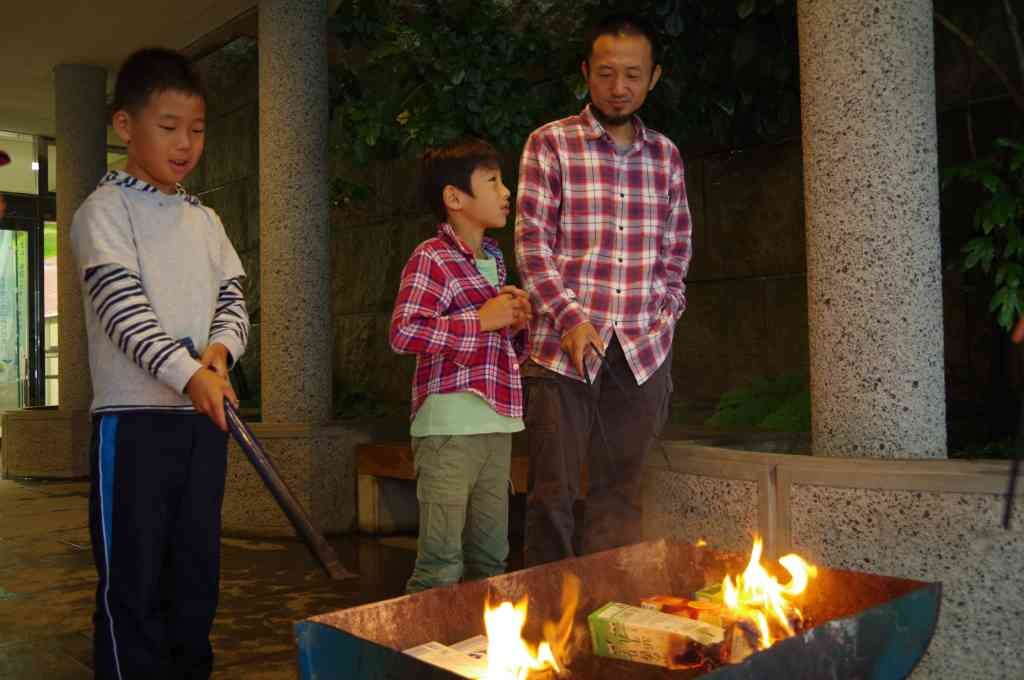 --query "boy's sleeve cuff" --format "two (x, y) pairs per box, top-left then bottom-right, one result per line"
(210, 335), (245, 369)
(161, 354), (205, 395)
